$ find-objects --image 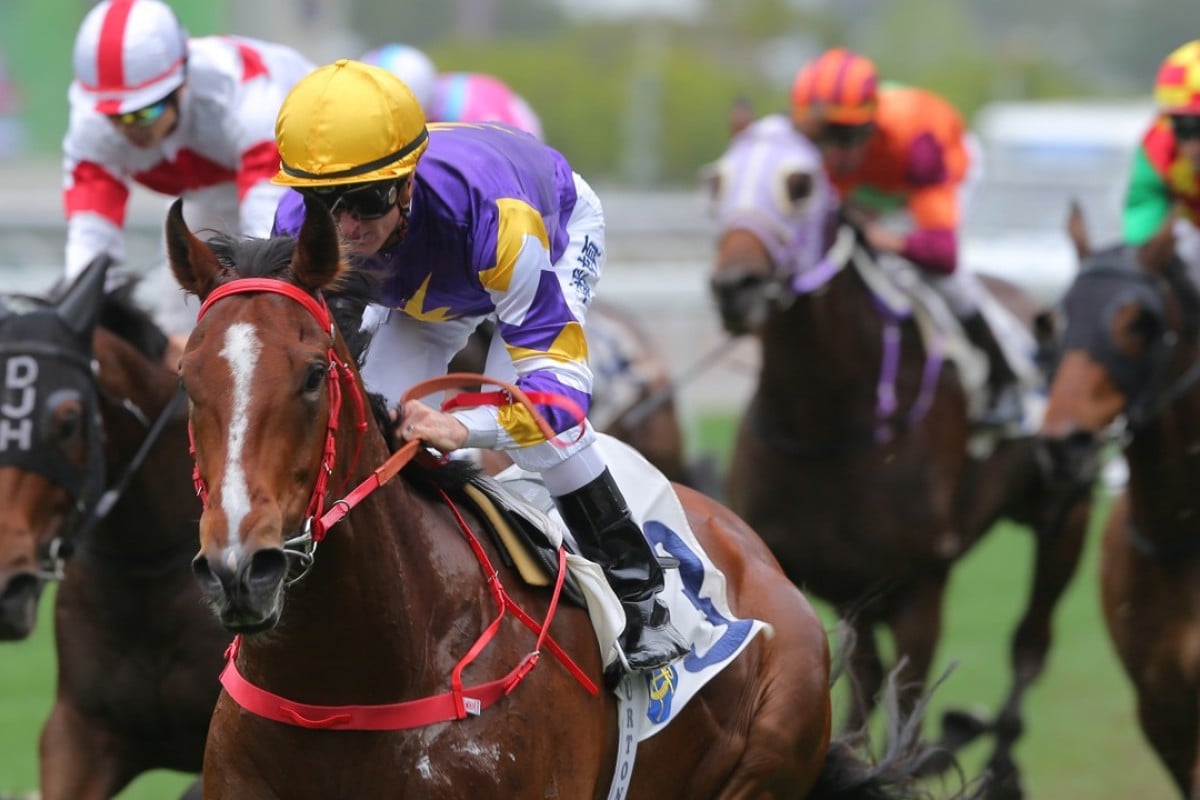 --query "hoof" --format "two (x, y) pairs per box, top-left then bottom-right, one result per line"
(939, 707), (992, 751)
